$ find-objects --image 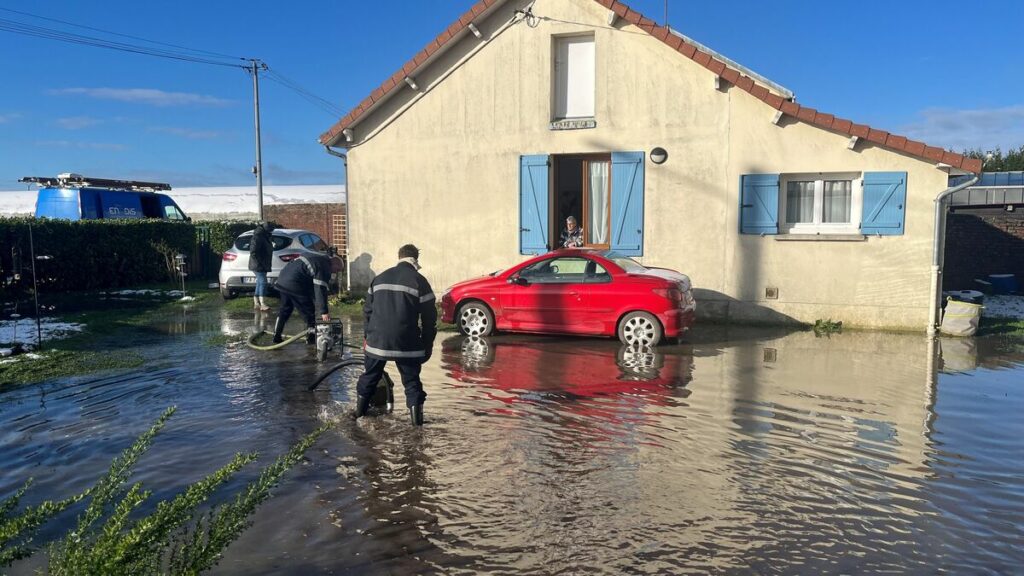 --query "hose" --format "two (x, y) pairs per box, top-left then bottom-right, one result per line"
(308, 358), (361, 390)
(245, 329), (308, 351)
